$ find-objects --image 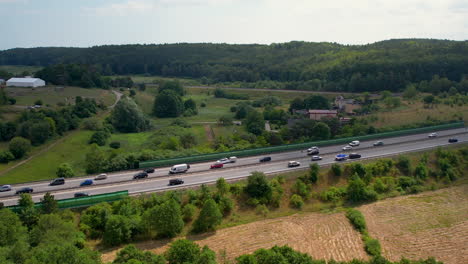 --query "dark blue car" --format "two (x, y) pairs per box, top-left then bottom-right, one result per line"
(80, 179), (93, 186)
